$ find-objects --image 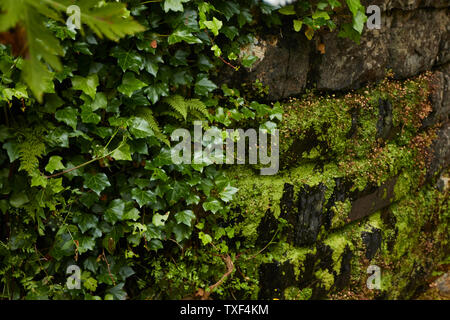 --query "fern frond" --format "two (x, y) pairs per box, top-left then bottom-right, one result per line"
(160, 110), (185, 121)
(18, 130), (46, 175)
(135, 107), (161, 135)
(163, 95), (188, 120)
(188, 109), (207, 120)
(135, 107), (170, 146)
(186, 98), (209, 118)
